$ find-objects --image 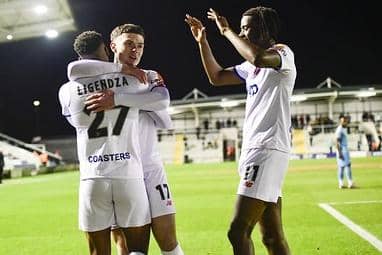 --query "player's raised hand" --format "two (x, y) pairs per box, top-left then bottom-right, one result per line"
(185, 14), (206, 43)
(85, 89), (115, 112)
(121, 64), (147, 84)
(207, 8), (230, 35)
